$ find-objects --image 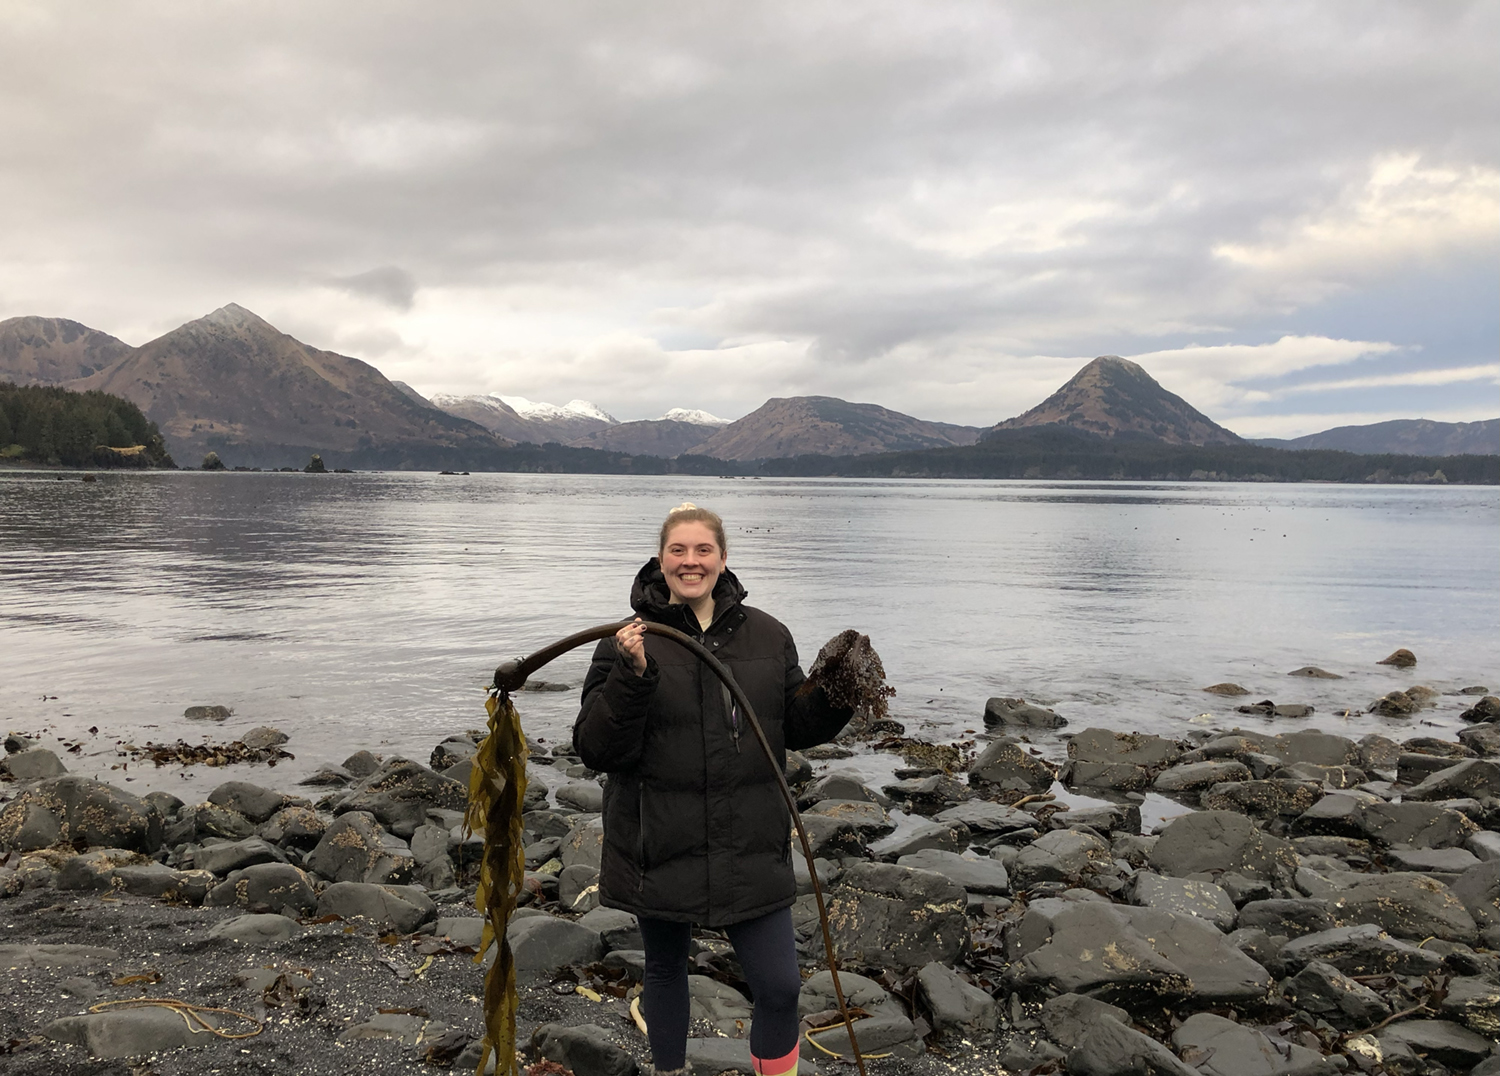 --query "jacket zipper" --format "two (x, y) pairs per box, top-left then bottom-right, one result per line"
(637, 783), (647, 887)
